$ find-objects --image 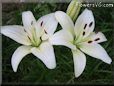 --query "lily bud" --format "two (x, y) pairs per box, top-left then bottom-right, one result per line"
(66, 0), (83, 22)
